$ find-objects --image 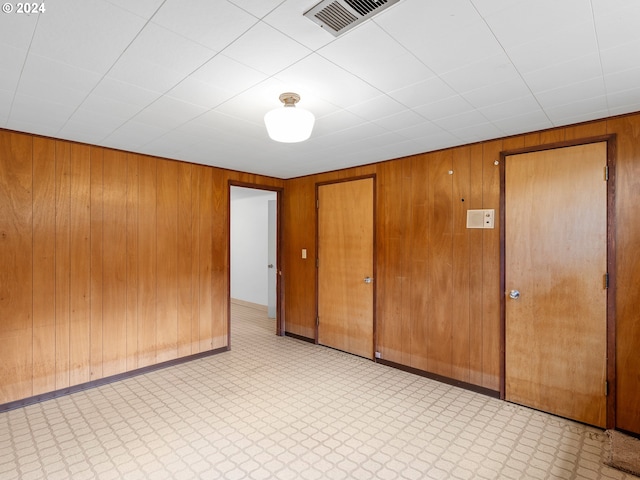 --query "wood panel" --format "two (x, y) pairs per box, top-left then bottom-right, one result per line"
(177, 162), (193, 357)
(138, 155), (157, 367)
(451, 147), (471, 382)
(468, 143), (484, 386)
(32, 137), (56, 395)
(126, 154), (139, 370)
(427, 150), (453, 377)
(481, 140), (503, 390)
(90, 147), (104, 380)
(197, 165), (213, 352)
(156, 160), (179, 362)
(210, 168), (227, 350)
(69, 144), (91, 386)
(608, 115), (640, 433)
(102, 150), (128, 376)
(55, 141), (71, 390)
(408, 156), (430, 372)
(0, 131), (33, 403)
